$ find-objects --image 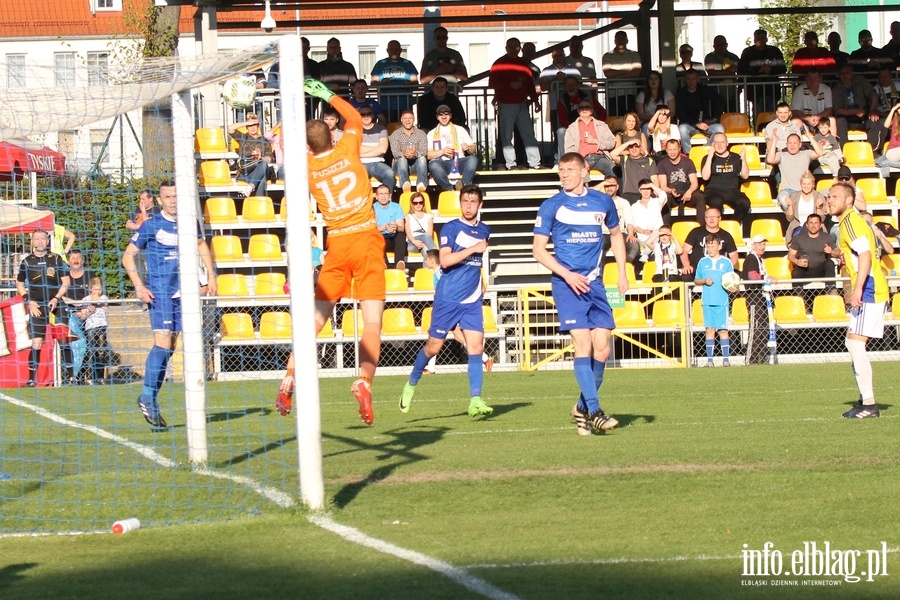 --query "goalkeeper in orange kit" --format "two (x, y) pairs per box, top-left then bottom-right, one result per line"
(276, 79), (386, 426)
